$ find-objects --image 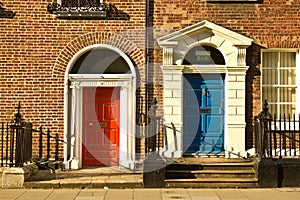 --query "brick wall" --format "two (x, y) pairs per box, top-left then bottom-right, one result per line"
(152, 0), (300, 148)
(0, 0), (146, 156)
(1, 0), (300, 156)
